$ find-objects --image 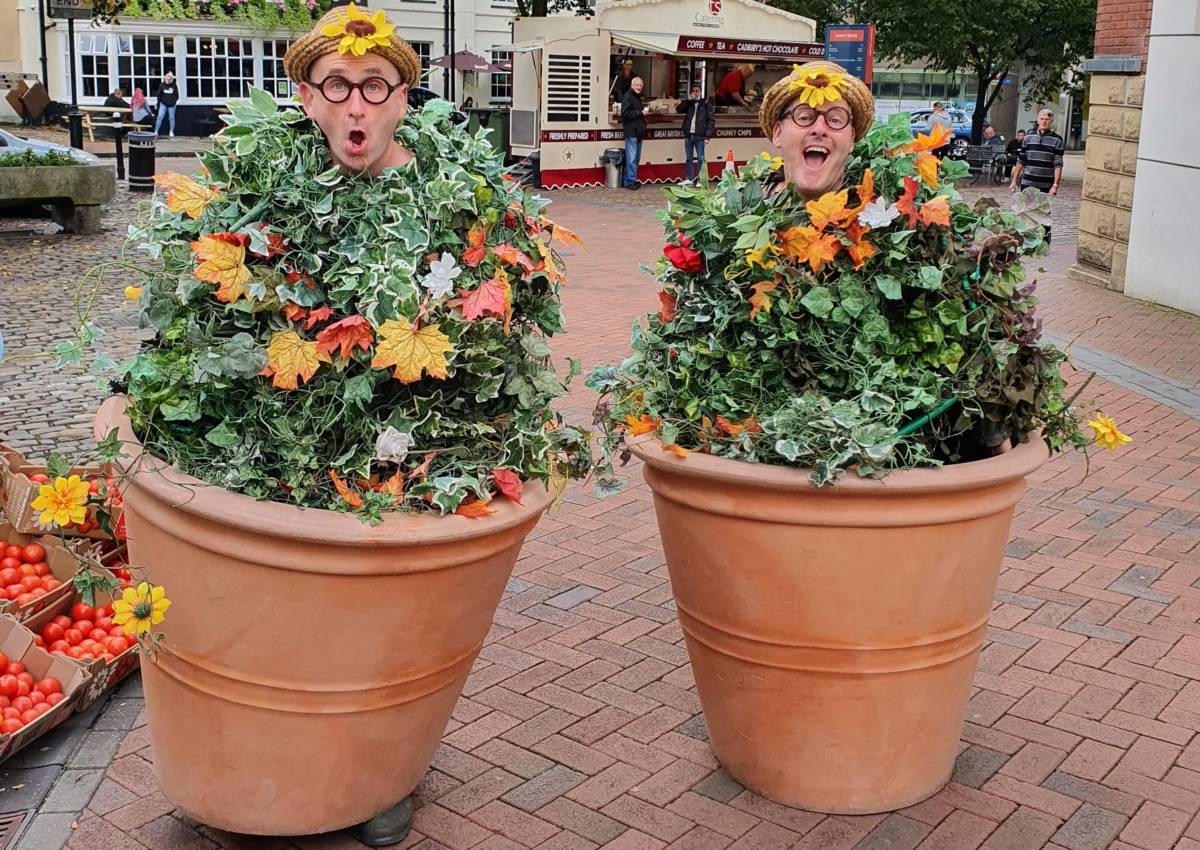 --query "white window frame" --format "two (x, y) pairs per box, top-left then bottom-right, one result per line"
(76, 34), (110, 100)
(489, 49), (512, 105)
(409, 40), (434, 86)
(115, 34), (175, 103)
(261, 39), (297, 100)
